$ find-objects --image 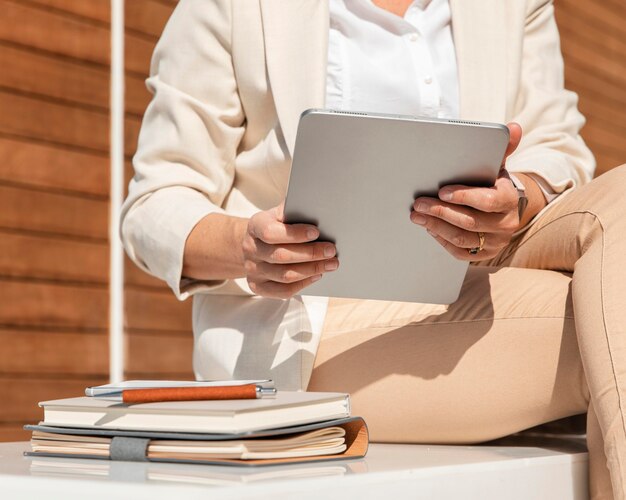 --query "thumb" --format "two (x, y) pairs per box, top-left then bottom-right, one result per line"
(273, 202), (286, 223)
(502, 122), (522, 165)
